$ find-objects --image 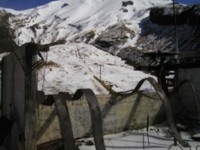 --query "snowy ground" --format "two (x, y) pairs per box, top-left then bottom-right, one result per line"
(37, 43), (155, 95)
(78, 124), (200, 150)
